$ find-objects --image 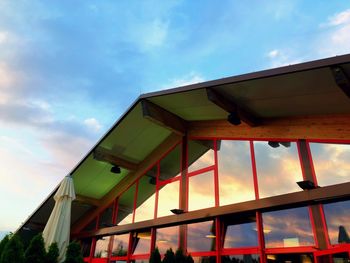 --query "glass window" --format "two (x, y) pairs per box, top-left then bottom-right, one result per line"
(187, 221), (216, 252)
(309, 142), (350, 187)
(317, 253), (349, 263)
(218, 140), (255, 205)
(159, 144), (181, 182)
(223, 215), (258, 248)
(134, 169), (156, 222)
(94, 236), (110, 258)
(99, 204), (114, 228)
(111, 233), (129, 257)
(254, 141), (303, 198)
(156, 226), (179, 255)
(323, 200), (350, 245)
(82, 217), (97, 231)
(116, 184), (136, 225)
(132, 230), (151, 255)
(222, 255), (260, 263)
(188, 140), (215, 173)
(192, 256), (216, 263)
(188, 171), (215, 211)
(267, 253), (313, 263)
(262, 207), (314, 248)
(81, 238), (92, 257)
(157, 181), (180, 217)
